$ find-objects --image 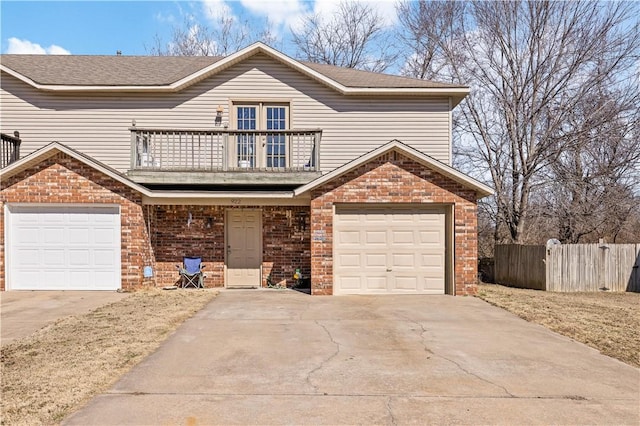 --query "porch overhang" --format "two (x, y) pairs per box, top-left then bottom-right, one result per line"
(1, 142), (311, 206)
(127, 170), (322, 186)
